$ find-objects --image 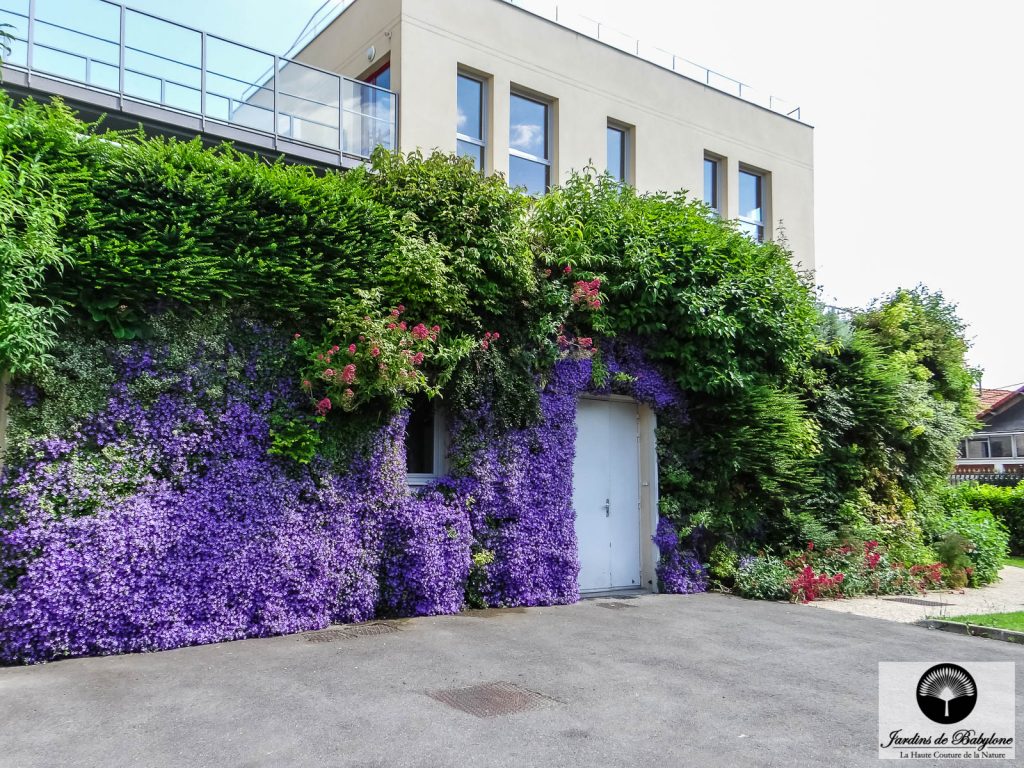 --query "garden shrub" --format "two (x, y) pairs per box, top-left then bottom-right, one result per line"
(734, 555), (791, 601)
(930, 502), (1010, 587)
(943, 482), (1024, 555)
